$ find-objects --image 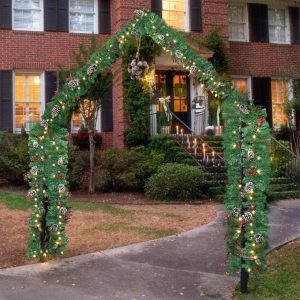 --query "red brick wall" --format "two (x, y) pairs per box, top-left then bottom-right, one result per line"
(229, 42), (300, 77)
